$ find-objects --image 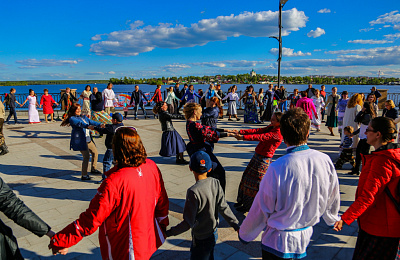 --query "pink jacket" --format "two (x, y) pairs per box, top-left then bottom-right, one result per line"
(296, 97), (317, 119)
